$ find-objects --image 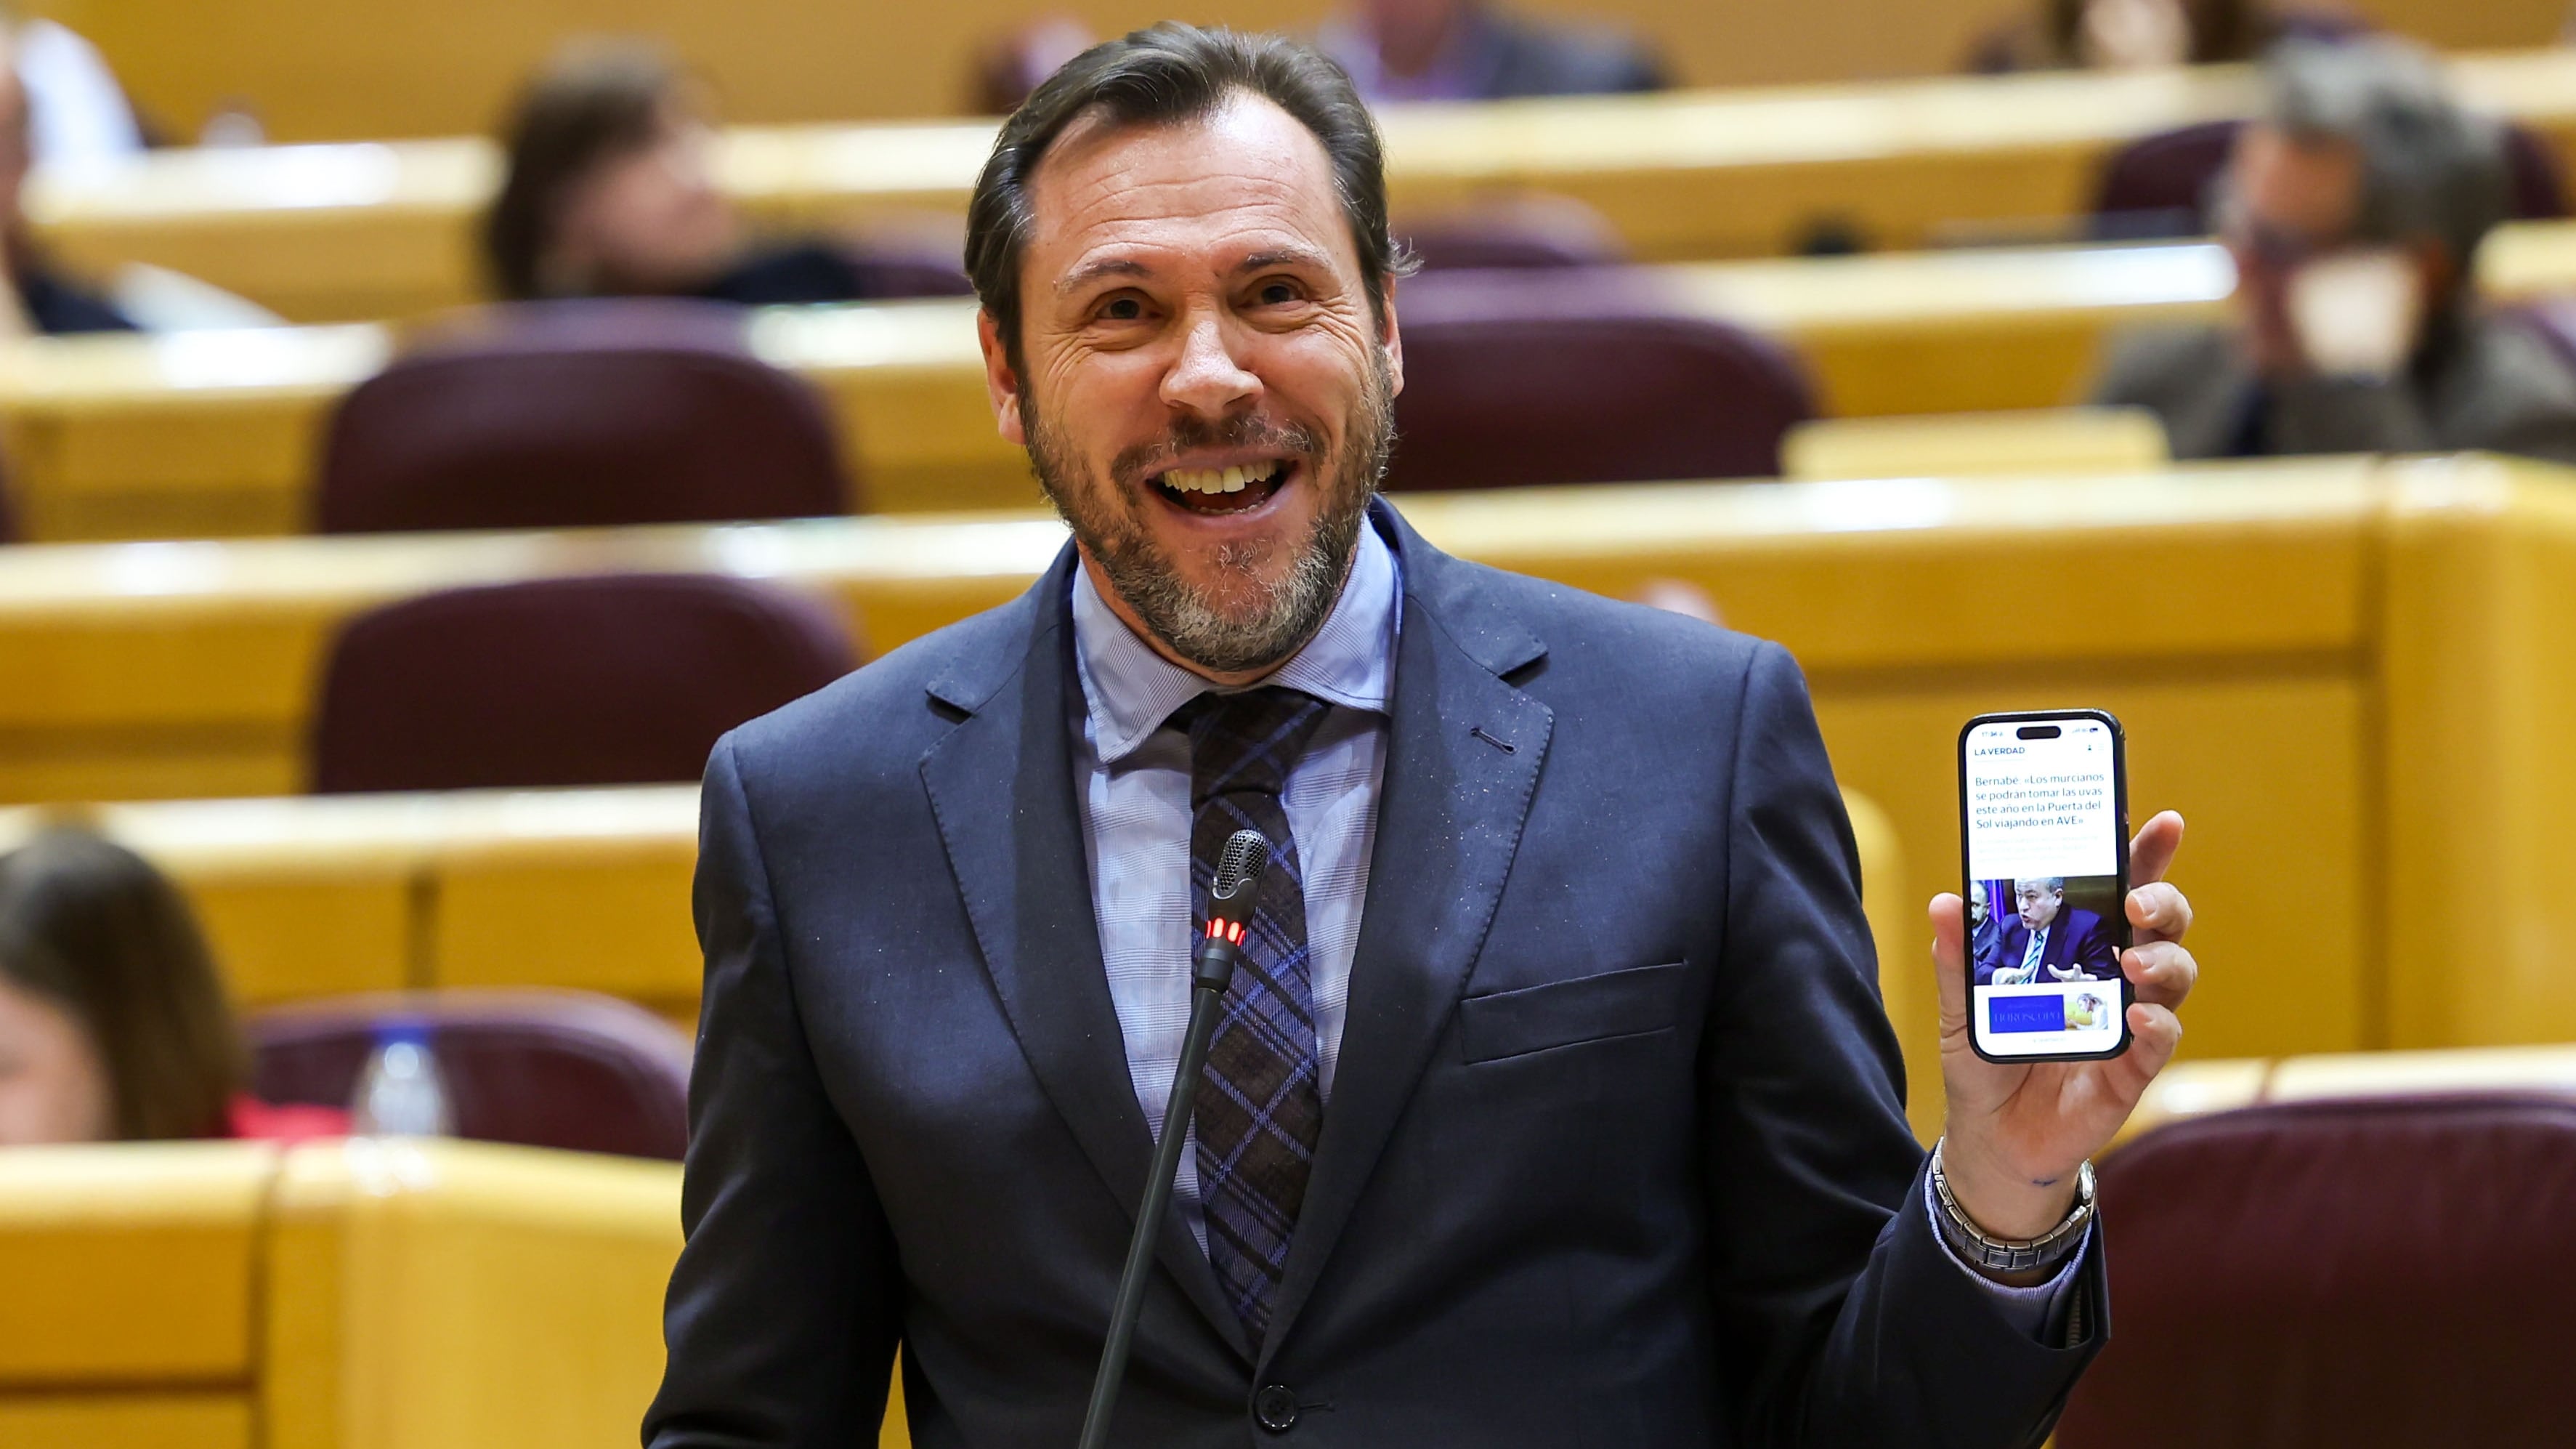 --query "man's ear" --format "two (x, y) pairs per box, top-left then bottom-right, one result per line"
(1379, 274), (1404, 398)
(976, 309), (1027, 445)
